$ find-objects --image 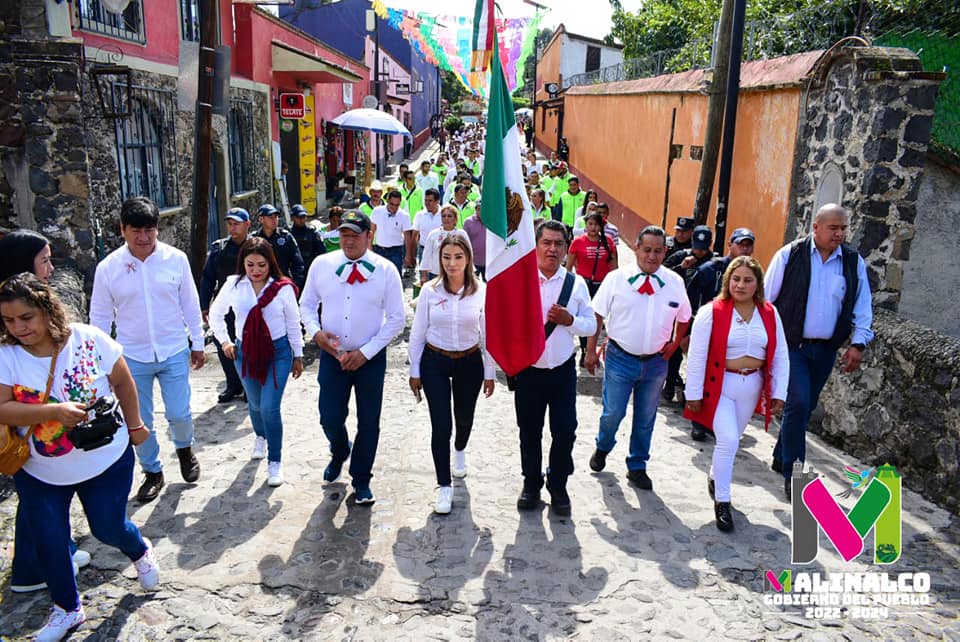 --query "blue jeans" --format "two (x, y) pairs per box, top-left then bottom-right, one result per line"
(595, 341), (669, 471)
(317, 349), (387, 489)
(373, 244), (404, 276)
(13, 446), (147, 610)
(773, 342), (836, 478)
(236, 337), (293, 463)
(11, 509), (77, 589)
(127, 348), (195, 473)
